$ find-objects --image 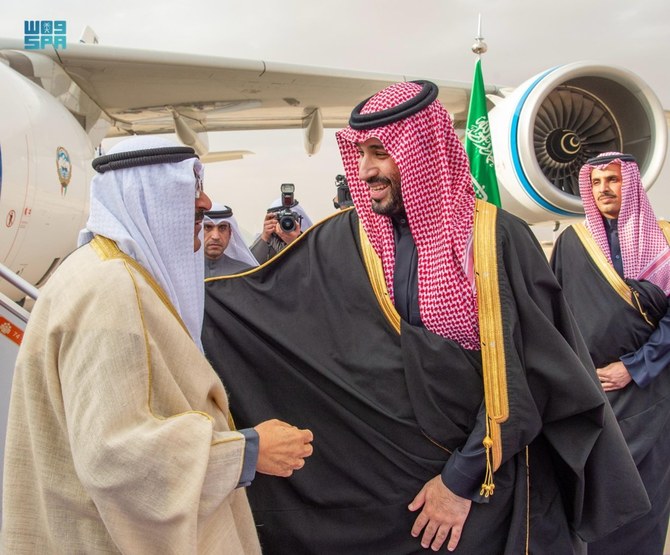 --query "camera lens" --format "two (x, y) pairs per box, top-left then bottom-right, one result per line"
(279, 214), (296, 232)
